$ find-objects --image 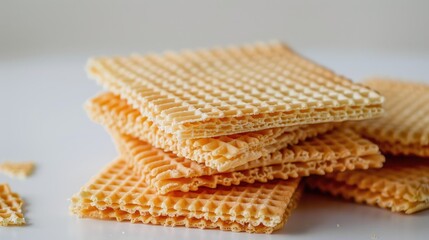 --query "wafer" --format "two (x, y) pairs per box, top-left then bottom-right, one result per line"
(306, 156), (429, 214)
(87, 92), (335, 171)
(0, 184), (25, 226)
(350, 79), (429, 157)
(0, 161), (35, 179)
(113, 129), (384, 194)
(70, 158), (303, 233)
(87, 41), (384, 139)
